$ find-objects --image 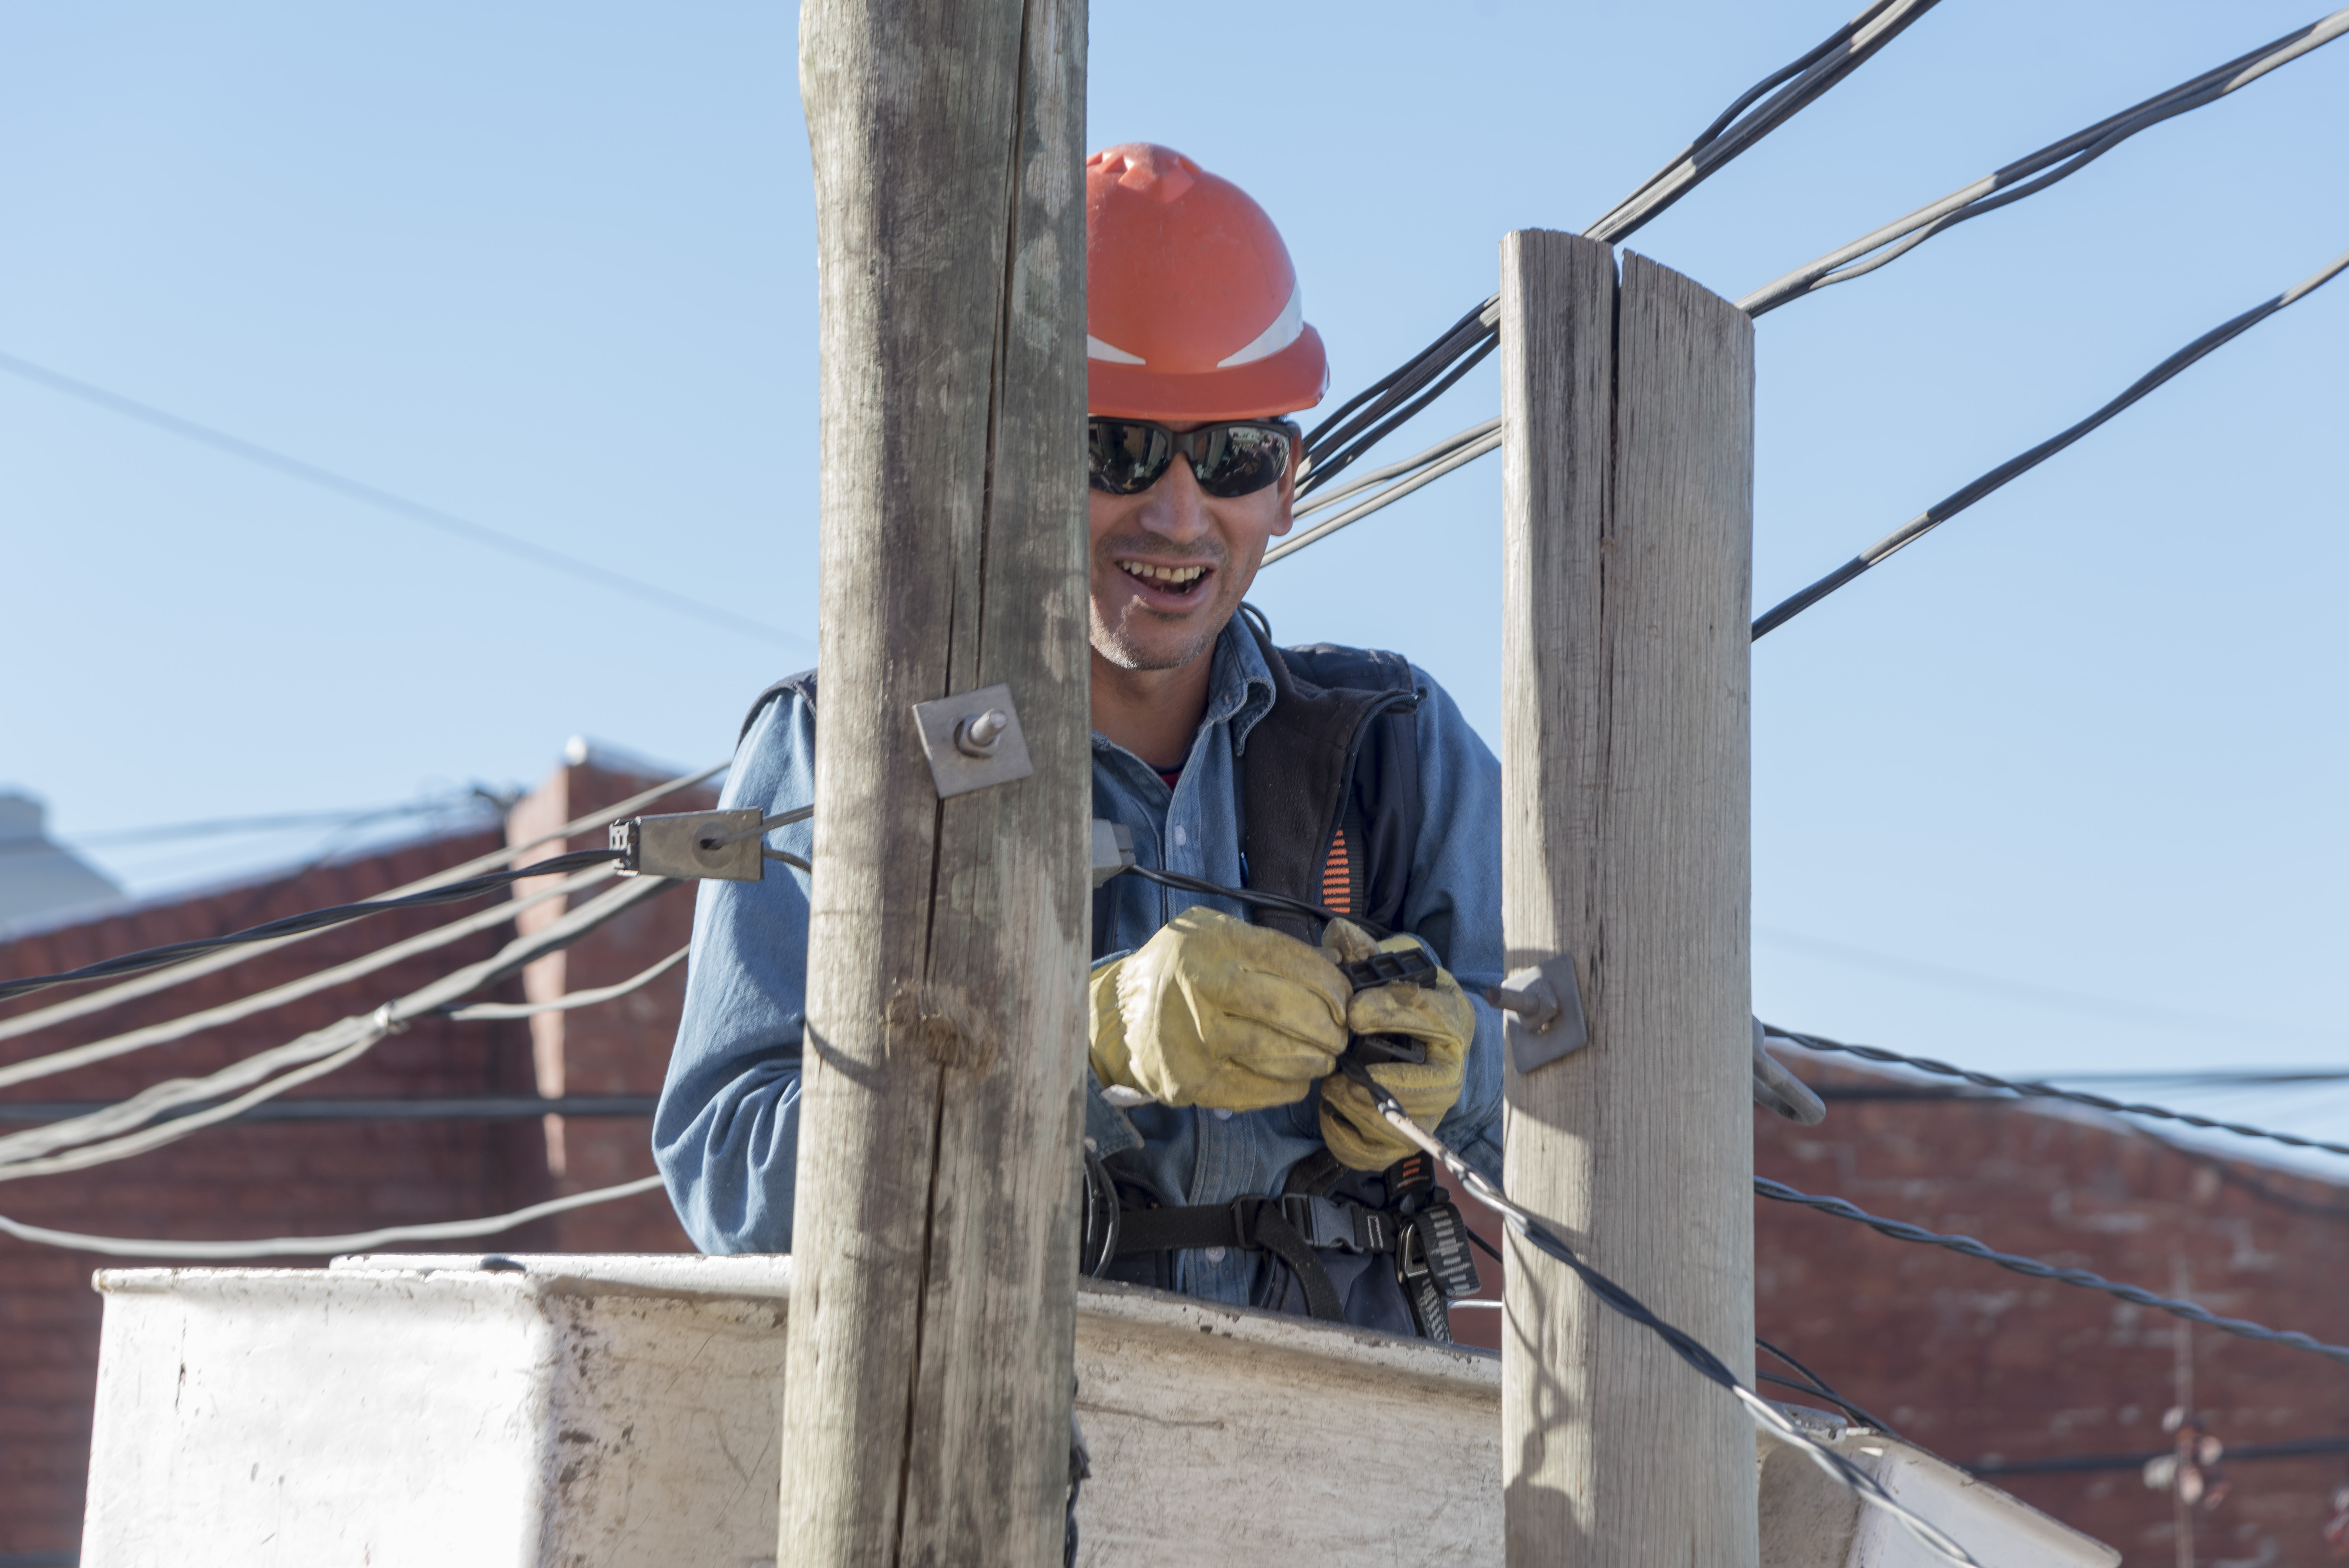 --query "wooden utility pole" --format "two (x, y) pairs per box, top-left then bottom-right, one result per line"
(784, 1), (1089, 1564)
(1497, 230), (1758, 1563)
